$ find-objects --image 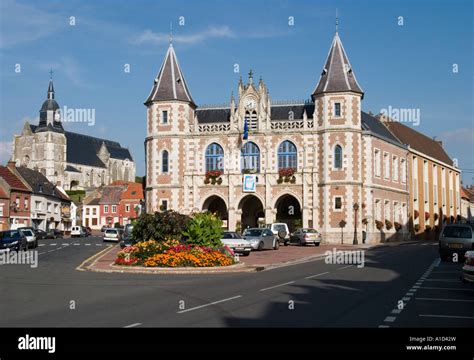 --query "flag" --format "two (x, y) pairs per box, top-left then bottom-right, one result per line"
(243, 119), (249, 140)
